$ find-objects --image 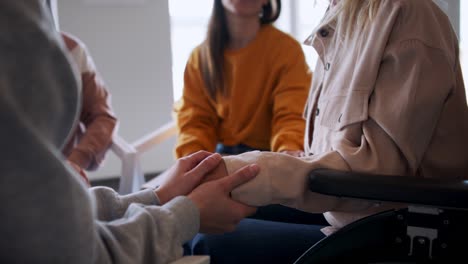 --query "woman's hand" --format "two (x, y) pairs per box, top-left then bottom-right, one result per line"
(188, 164), (260, 234)
(155, 151), (222, 204)
(200, 159), (228, 183)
